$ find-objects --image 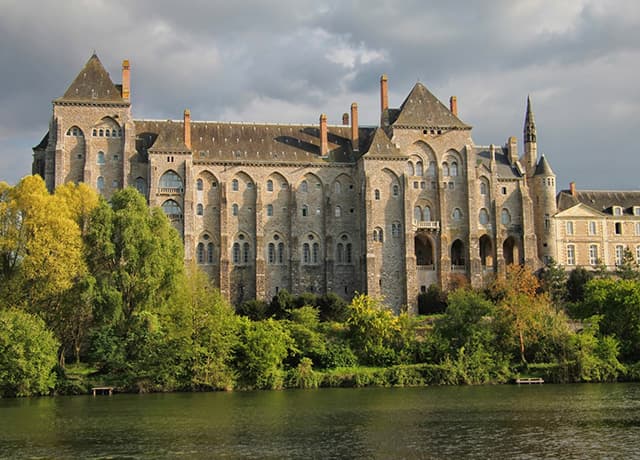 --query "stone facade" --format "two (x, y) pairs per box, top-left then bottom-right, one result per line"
(33, 55), (640, 311)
